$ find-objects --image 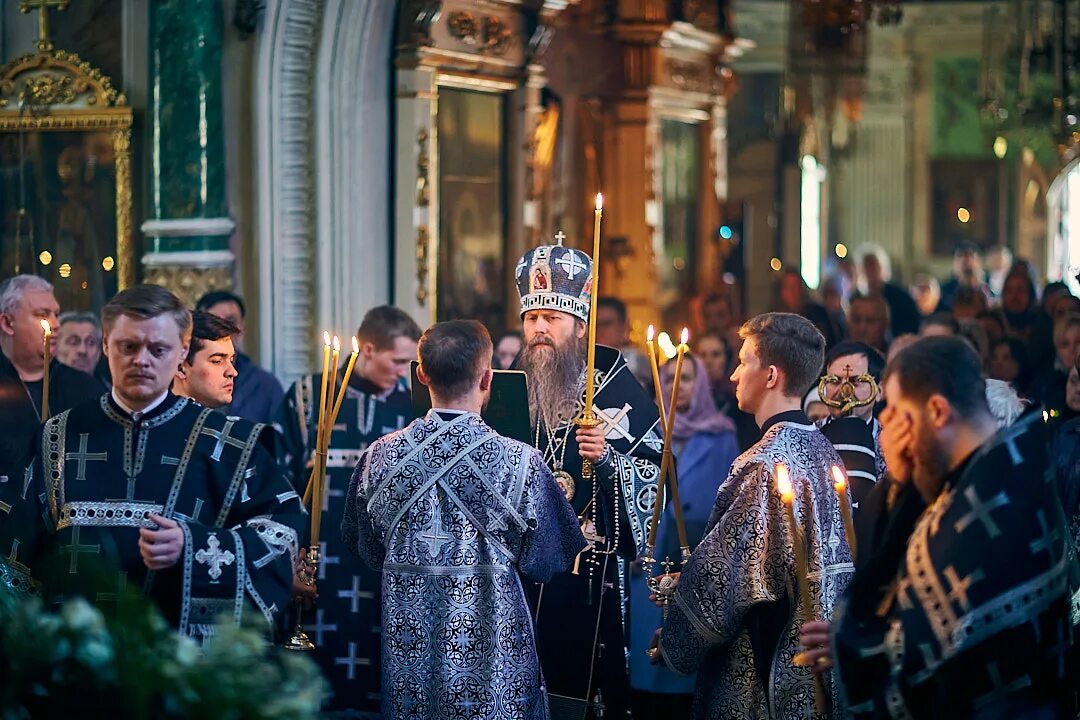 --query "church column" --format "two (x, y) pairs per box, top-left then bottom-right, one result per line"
(141, 0), (234, 303)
